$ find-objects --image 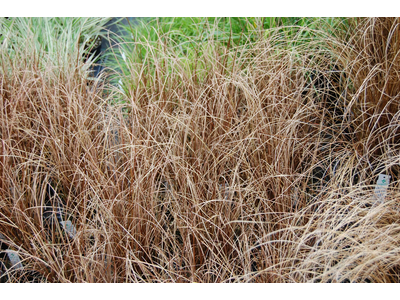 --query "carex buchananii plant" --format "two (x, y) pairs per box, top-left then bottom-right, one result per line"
(1, 17), (400, 282)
